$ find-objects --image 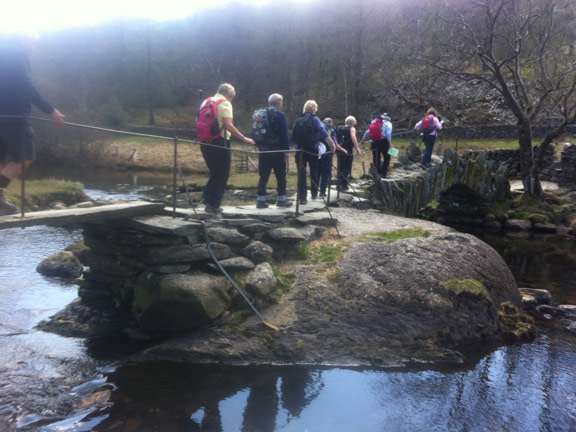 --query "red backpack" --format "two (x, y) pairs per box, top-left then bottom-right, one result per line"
(368, 117), (384, 141)
(196, 98), (226, 142)
(421, 115), (436, 135)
